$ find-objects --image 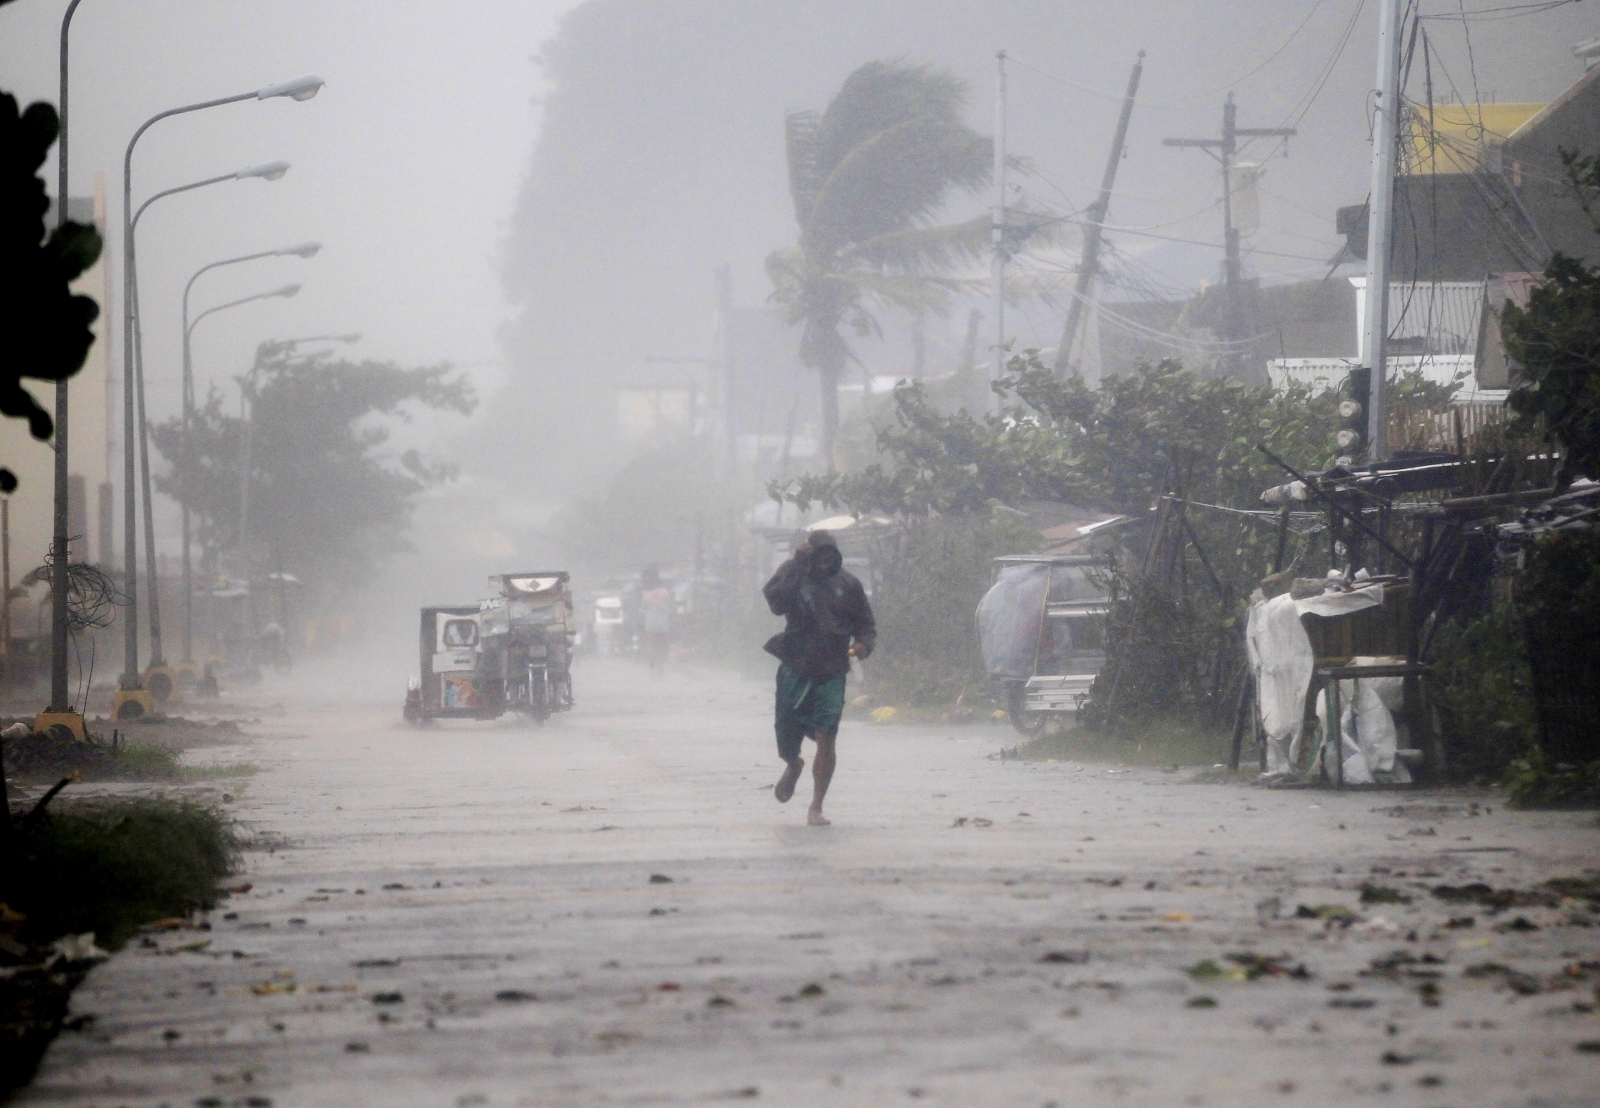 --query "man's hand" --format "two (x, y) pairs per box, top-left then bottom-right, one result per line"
(849, 641), (868, 659)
